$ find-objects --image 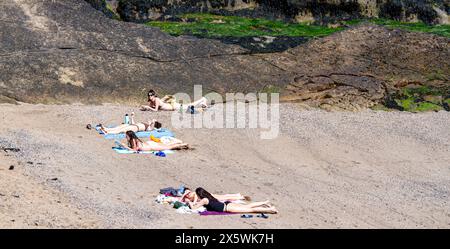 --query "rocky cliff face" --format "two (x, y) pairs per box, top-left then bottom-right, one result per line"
(0, 0), (289, 104)
(1, 0), (448, 110)
(96, 0), (449, 24)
